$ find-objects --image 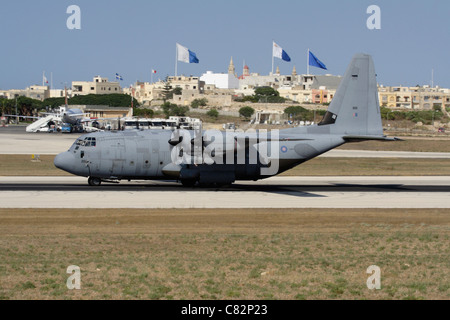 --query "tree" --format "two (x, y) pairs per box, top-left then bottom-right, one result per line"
(284, 106), (326, 122)
(284, 106), (309, 120)
(254, 86), (279, 97)
(42, 94), (139, 109)
(16, 97), (43, 116)
(253, 86), (286, 103)
(42, 97), (66, 110)
(172, 87), (183, 96)
(206, 109), (219, 119)
(239, 106), (255, 120)
(0, 98), (17, 116)
(161, 102), (189, 118)
(191, 98), (208, 109)
(133, 108), (154, 118)
(162, 81), (173, 102)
